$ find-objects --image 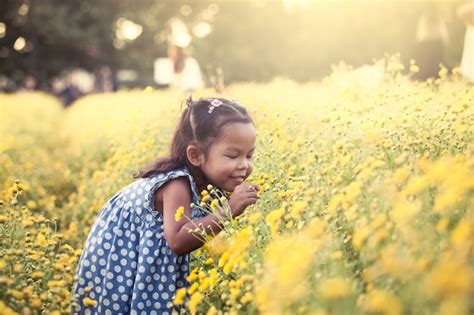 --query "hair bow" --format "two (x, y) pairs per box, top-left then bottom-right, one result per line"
(208, 99), (223, 114)
(185, 95), (194, 108)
